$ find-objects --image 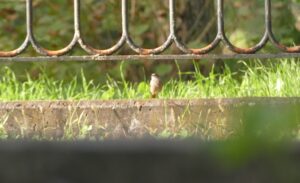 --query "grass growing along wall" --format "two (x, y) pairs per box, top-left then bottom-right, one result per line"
(0, 59), (299, 101)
